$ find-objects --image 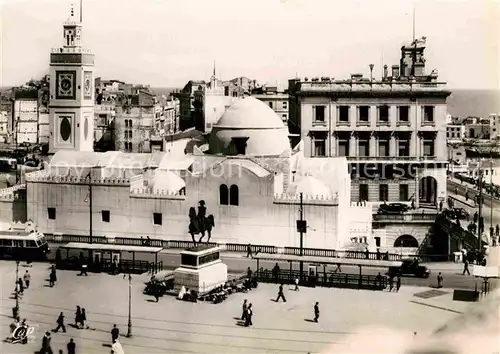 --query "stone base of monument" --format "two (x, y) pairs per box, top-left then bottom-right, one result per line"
(173, 245), (228, 294)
